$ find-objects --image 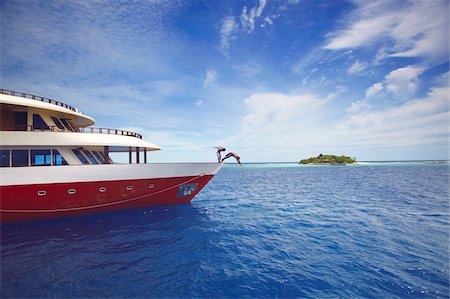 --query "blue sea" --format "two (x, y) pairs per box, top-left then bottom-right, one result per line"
(1, 163), (449, 298)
